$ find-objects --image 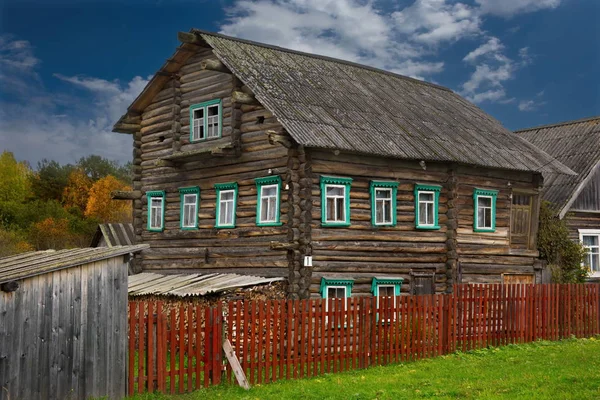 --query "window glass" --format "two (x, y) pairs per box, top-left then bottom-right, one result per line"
(327, 287), (346, 299)
(418, 192), (435, 225)
(325, 185), (345, 222)
(219, 190), (235, 226)
(477, 196), (492, 228)
(260, 185), (278, 223)
(150, 198), (163, 229)
(182, 193), (197, 227)
(582, 234), (600, 273)
(375, 188), (392, 224)
(192, 108), (204, 141)
(207, 104), (220, 139)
